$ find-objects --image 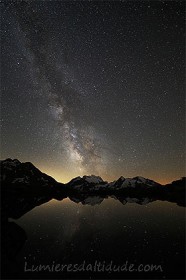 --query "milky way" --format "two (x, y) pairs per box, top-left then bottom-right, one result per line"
(11, 0), (107, 175)
(1, 1), (185, 183)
